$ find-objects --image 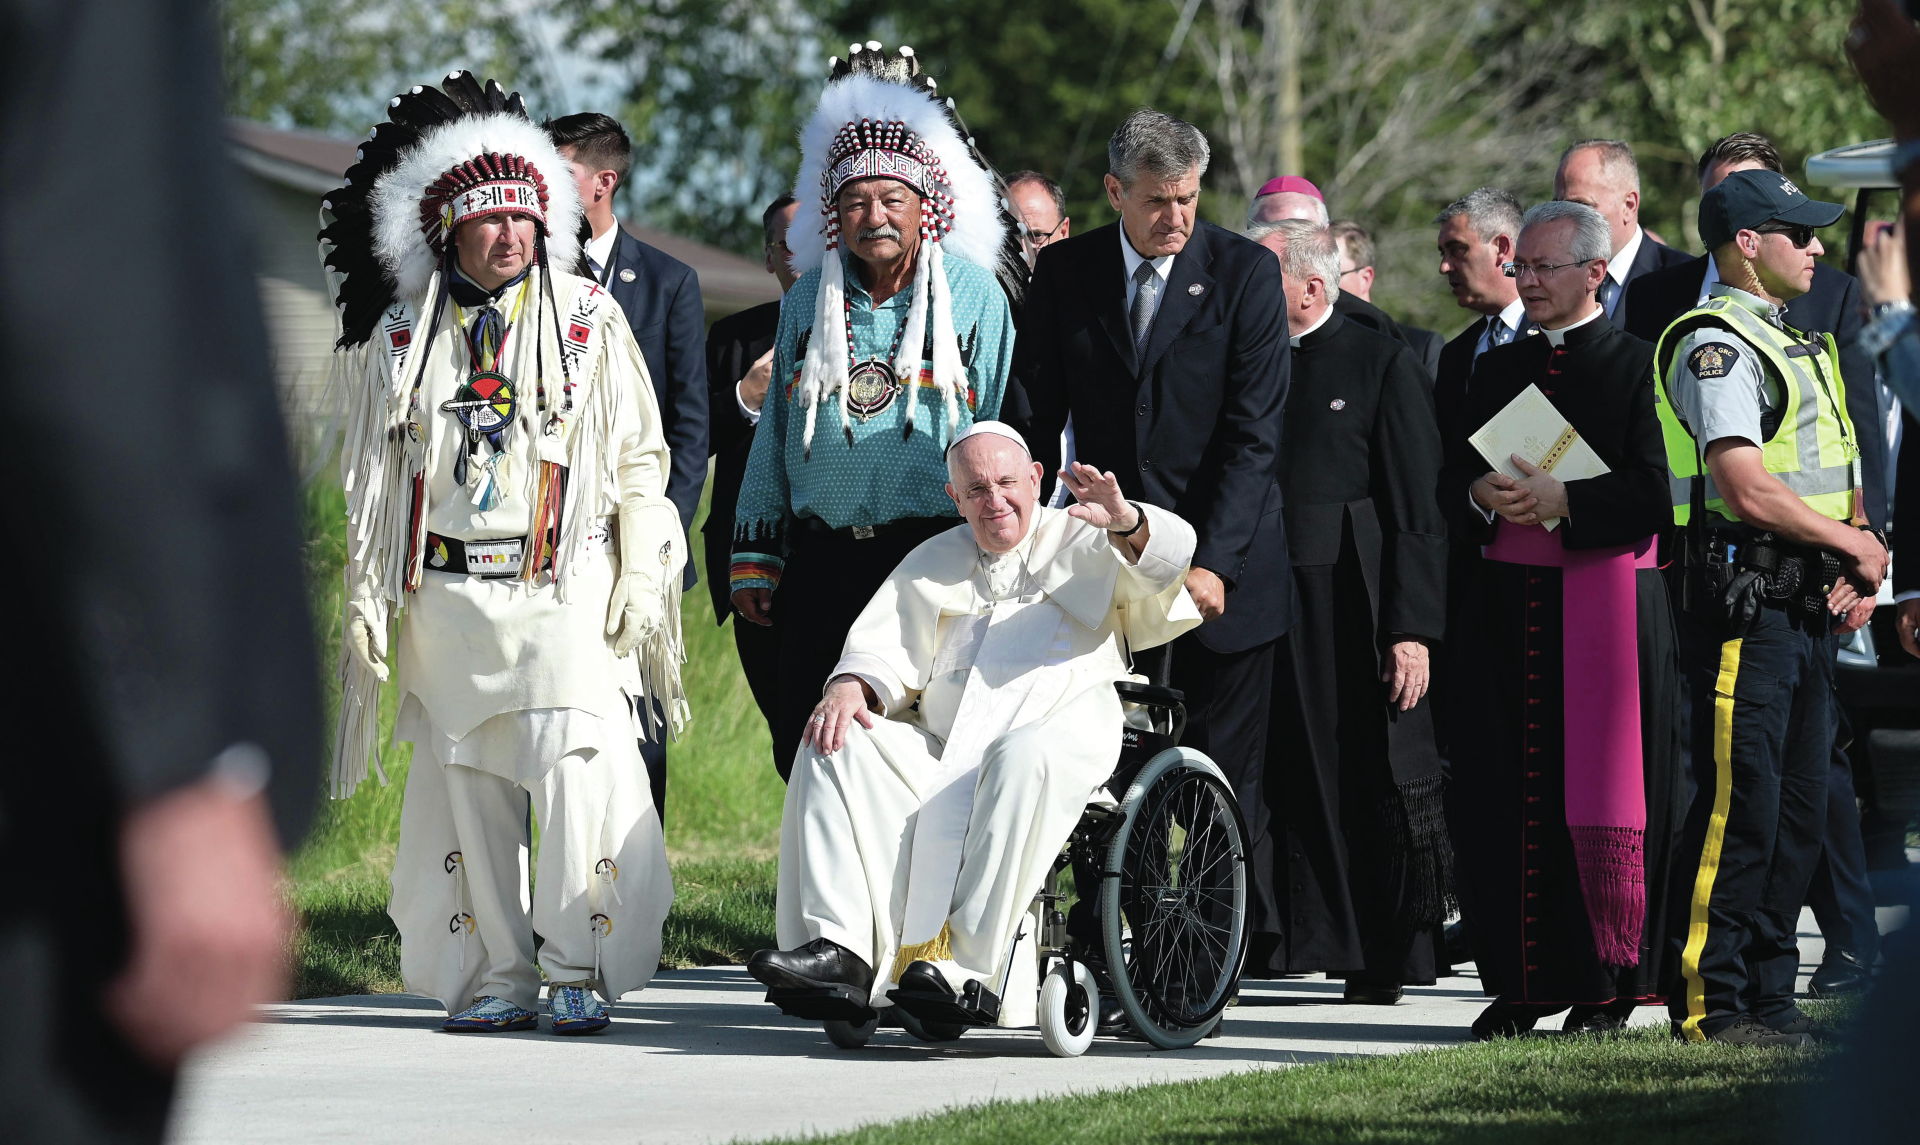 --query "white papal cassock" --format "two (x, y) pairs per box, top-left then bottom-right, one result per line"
(354, 269), (680, 1014)
(777, 503), (1200, 1025)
